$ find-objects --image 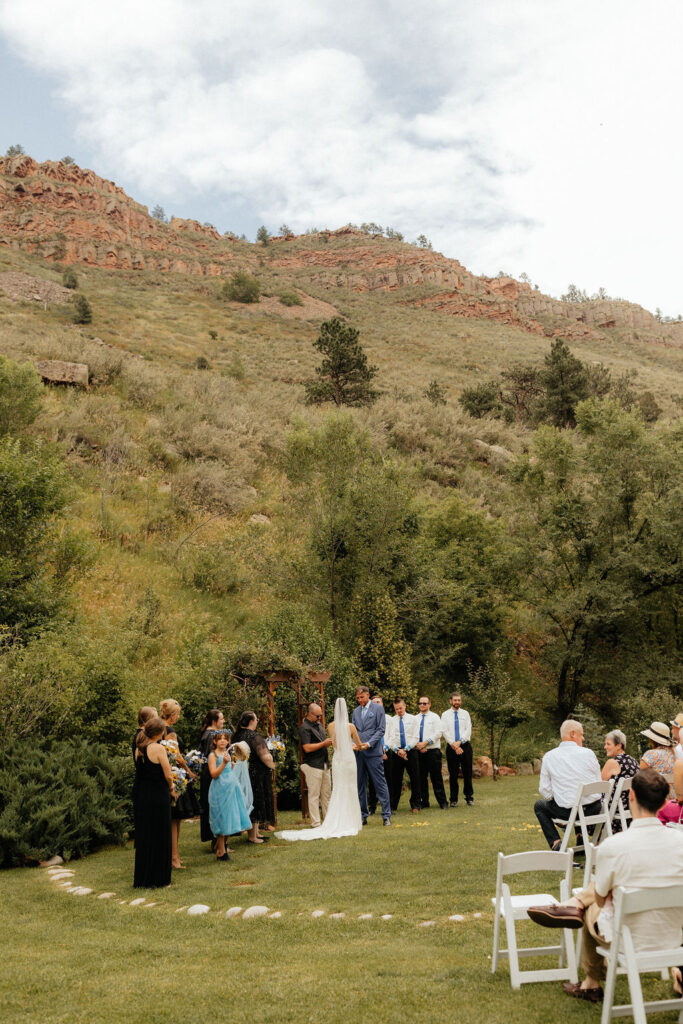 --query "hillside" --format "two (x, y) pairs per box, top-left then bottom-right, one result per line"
(0, 154), (681, 745)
